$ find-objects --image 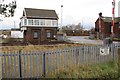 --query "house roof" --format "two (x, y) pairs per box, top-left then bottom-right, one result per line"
(101, 17), (120, 23)
(24, 8), (58, 19)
